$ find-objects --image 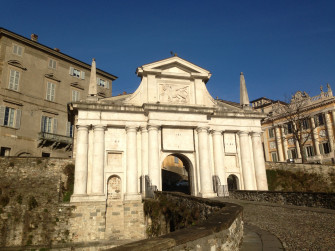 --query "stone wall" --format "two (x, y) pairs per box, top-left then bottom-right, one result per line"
(109, 192), (244, 251)
(229, 190), (335, 210)
(0, 157), (74, 248)
(266, 161), (335, 182)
